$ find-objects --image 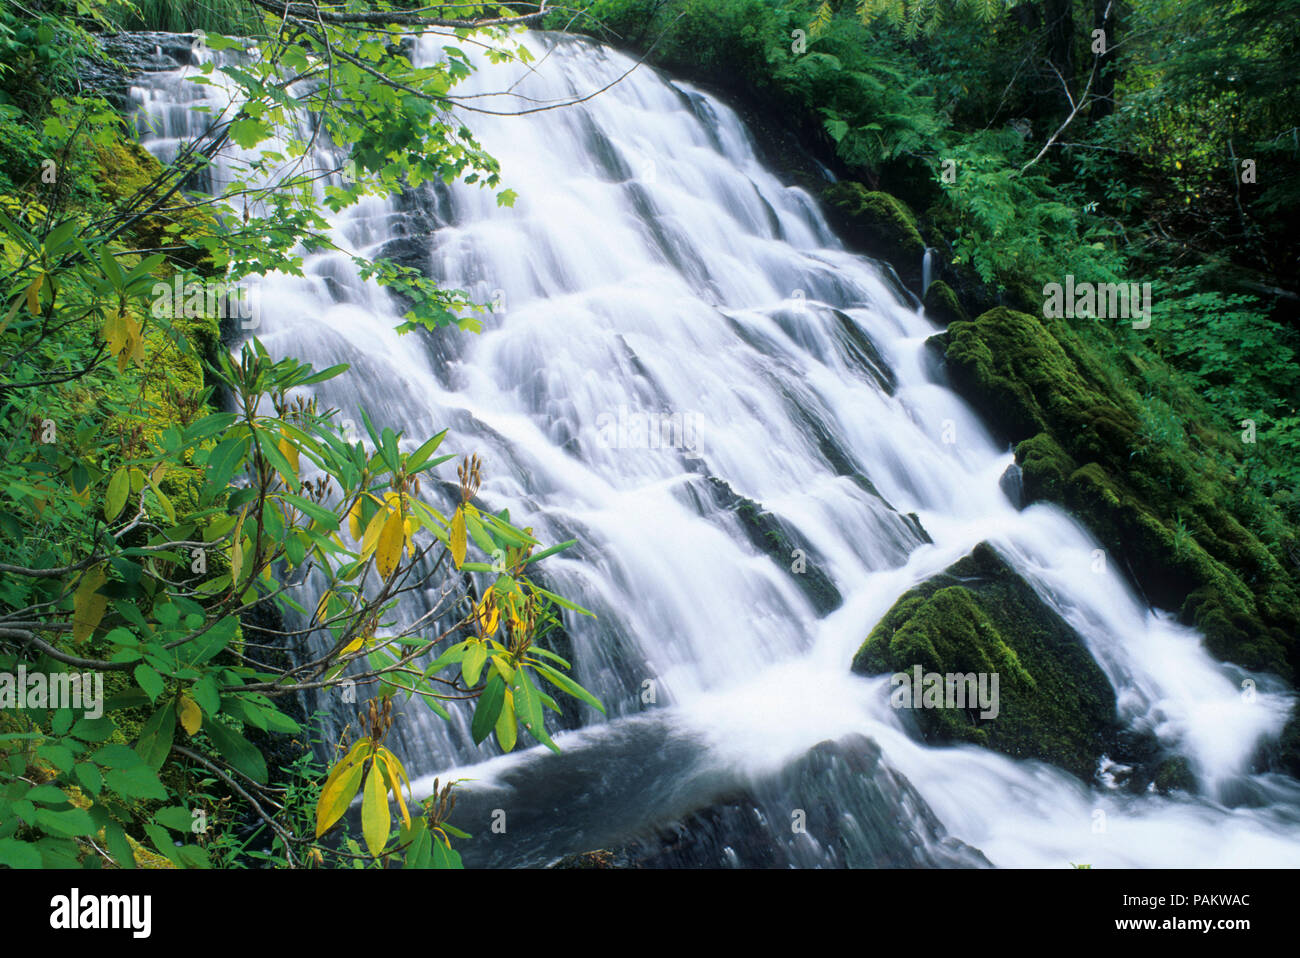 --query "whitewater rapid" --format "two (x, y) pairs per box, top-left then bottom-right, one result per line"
(127, 30), (1300, 867)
